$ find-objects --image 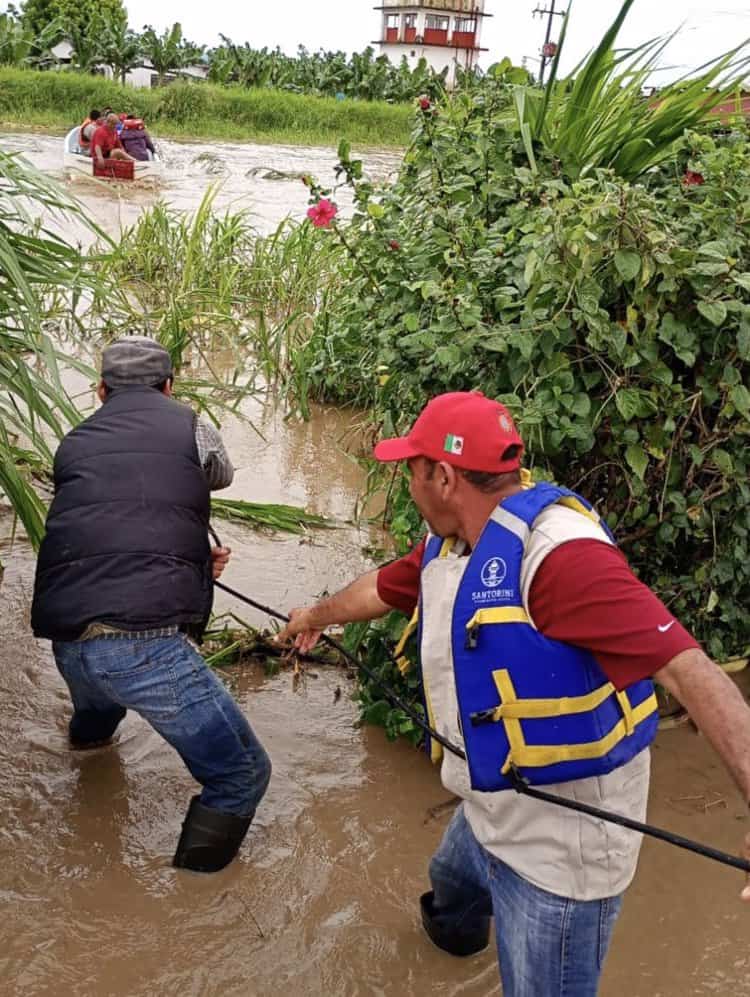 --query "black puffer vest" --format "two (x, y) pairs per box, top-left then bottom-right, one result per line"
(31, 387), (212, 641)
